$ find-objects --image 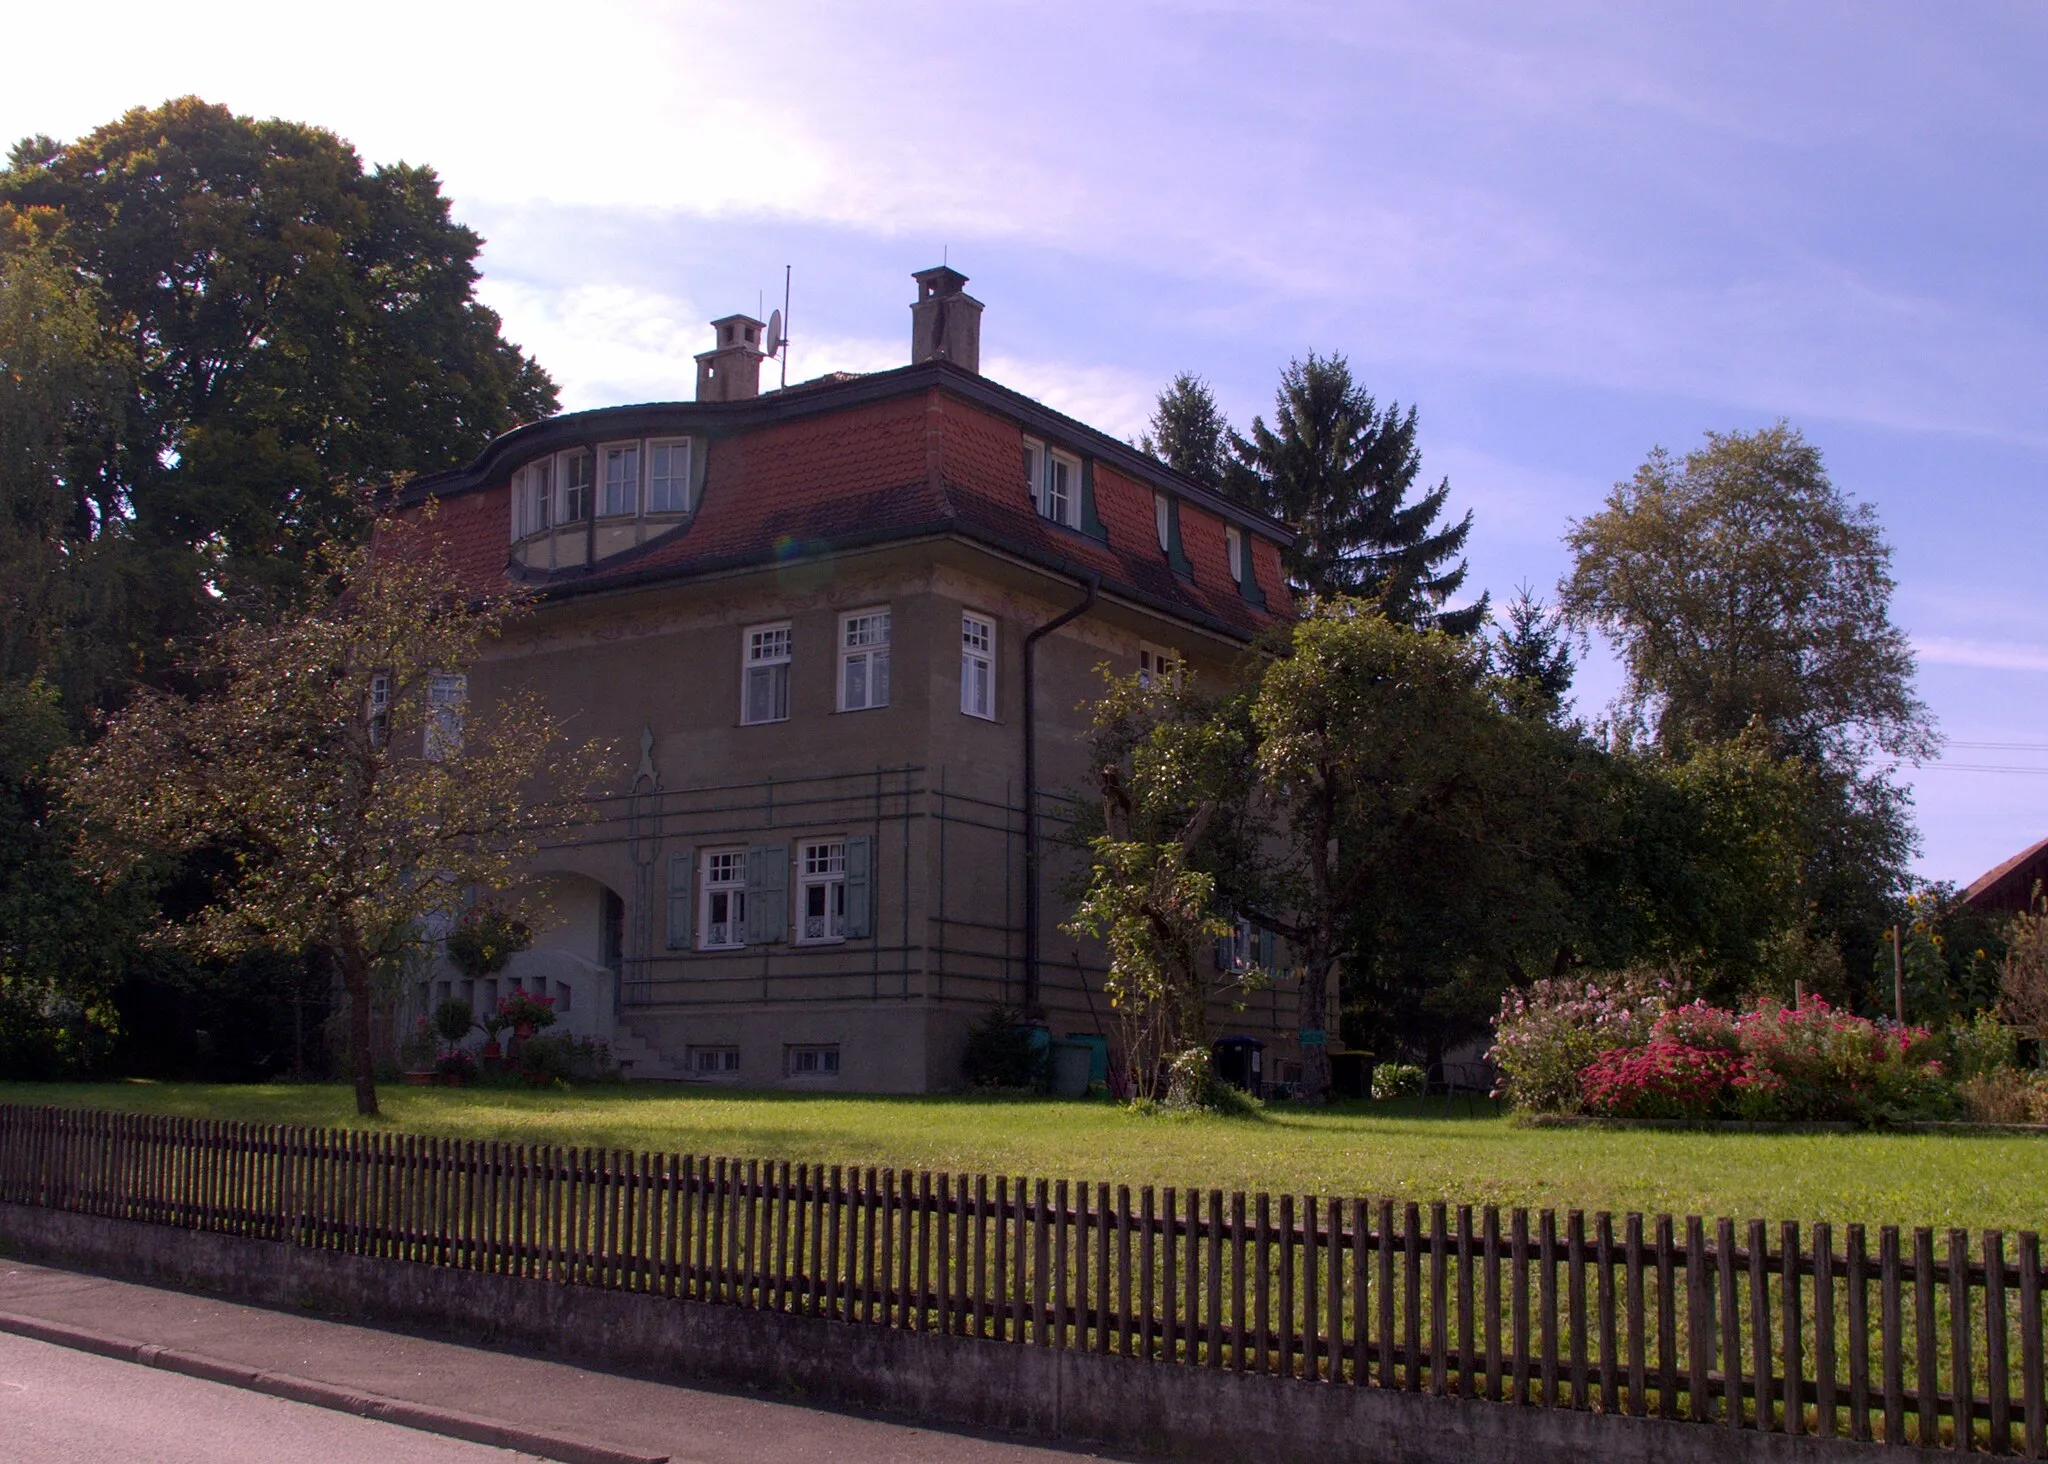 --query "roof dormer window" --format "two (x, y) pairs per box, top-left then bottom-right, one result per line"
(648, 438), (692, 513)
(1226, 526), (1245, 583)
(600, 442), (640, 517)
(1022, 436), (1080, 530)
